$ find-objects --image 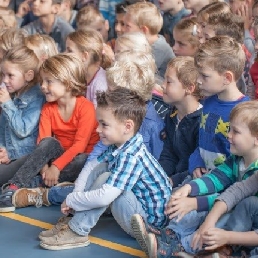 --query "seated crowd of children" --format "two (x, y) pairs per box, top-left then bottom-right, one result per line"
(1, 0), (258, 256)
